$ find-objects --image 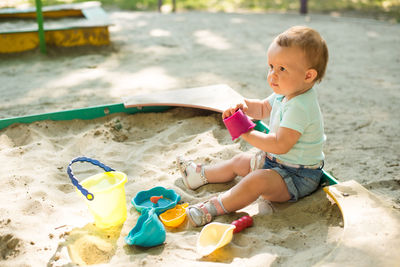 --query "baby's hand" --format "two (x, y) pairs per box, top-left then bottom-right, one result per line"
(222, 102), (248, 119)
